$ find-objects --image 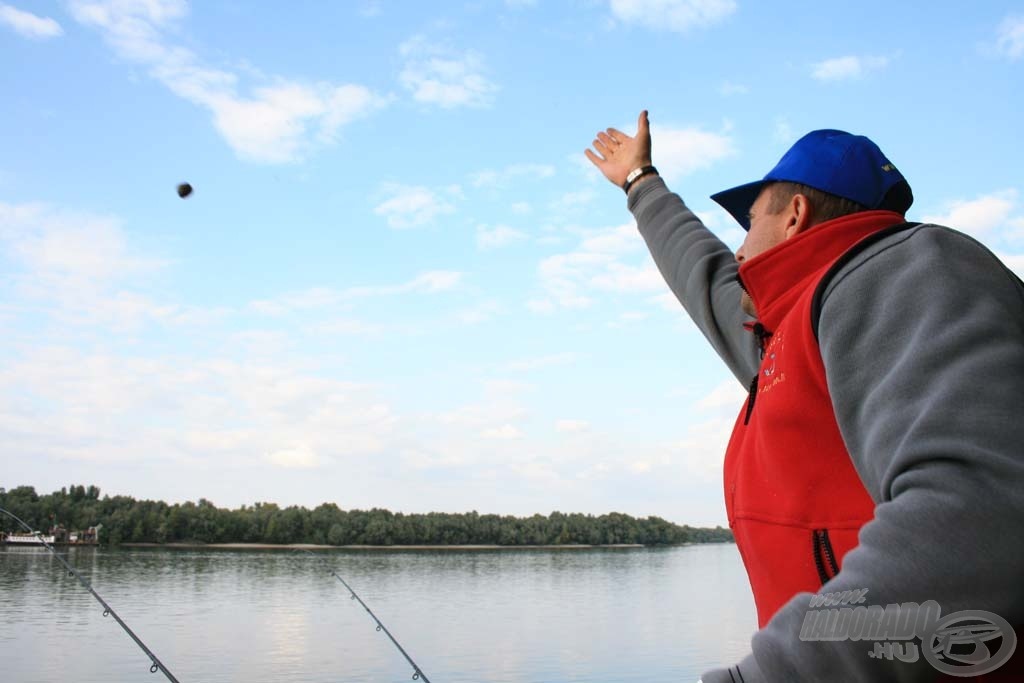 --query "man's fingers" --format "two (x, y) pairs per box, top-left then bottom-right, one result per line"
(585, 113), (649, 185)
(593, 138), (613, 157)
(584, 148), (604, 166)
(606, 127), (629, 143)
(637, 110), (649, 133)
(596, 131), (620, 148)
